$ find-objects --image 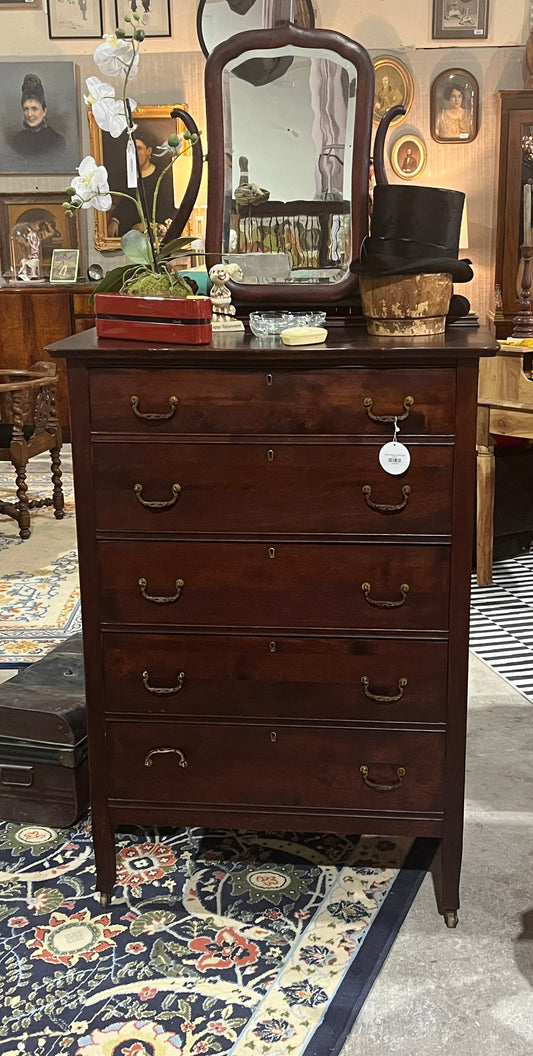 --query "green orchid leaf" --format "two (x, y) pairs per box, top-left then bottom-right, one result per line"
(89, 265), (136, 304)
(121, 229), (154, 265)
(157, 237), (194, 260)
